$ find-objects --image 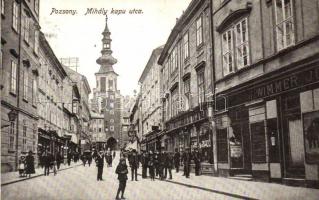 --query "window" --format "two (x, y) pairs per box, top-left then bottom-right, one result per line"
(10, 60), (17, 94)
(110, 95), (114, 99)
(110, 126), (114, 131)
(99, 128), (102, 132)
(110, 102), (114, 108)
(12, 1), (19, 32)
(23, 70), (28, 100)
(9, 122), (15, 150)
(34, 0), (39, 14)
(274, 0), (294, 50)
(122, 126), (127, 131)
(32, 79), (37, 105)
(109, 80), (113, 90)
(110, 110), (114, 115)
(183, 32), (189, 60)
(171, 88), (179, 117)
(184, 78), (191, 110)
(23, 15), (30, 43)
(100, 77), (106, 92)
(235, 19), (249, 69)
(1, 0), (4, 15)
(196, 16), (203, 47)
(22, 120), (27, 152)
(34, 30), (39, 54)
(222, 18), (250, 75)
(197, 70), (205, 104)
(110, 119), (114, 123)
